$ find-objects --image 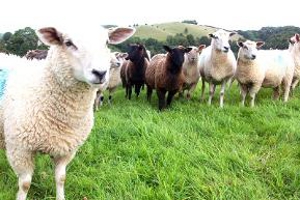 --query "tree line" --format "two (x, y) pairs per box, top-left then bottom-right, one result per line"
(1, 26), (299, 57)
